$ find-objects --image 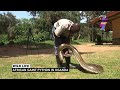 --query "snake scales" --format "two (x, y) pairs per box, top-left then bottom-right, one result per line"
(58, 44), (104, 74)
